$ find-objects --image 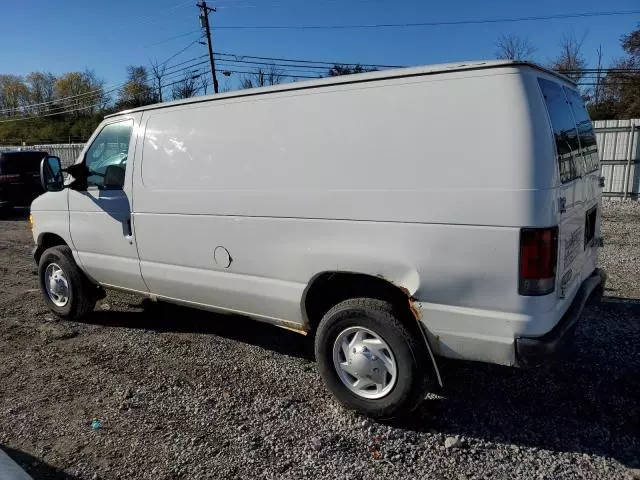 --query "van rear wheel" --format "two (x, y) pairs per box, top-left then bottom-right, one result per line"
(314, 298), (431, 419)
(38, 245), (97, 319)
